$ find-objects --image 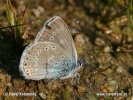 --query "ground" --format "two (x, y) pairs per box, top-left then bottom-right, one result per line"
(0, 0), (133, 100)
